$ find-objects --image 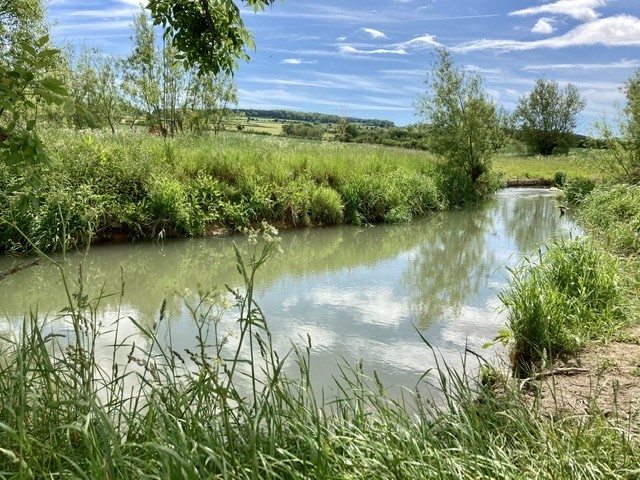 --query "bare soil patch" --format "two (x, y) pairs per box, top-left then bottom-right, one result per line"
(521, 326), (640, 426)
